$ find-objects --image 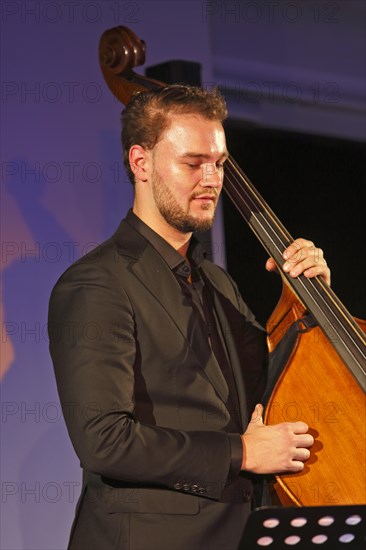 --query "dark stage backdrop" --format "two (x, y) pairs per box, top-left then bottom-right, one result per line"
(223, 122), (366, 328)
